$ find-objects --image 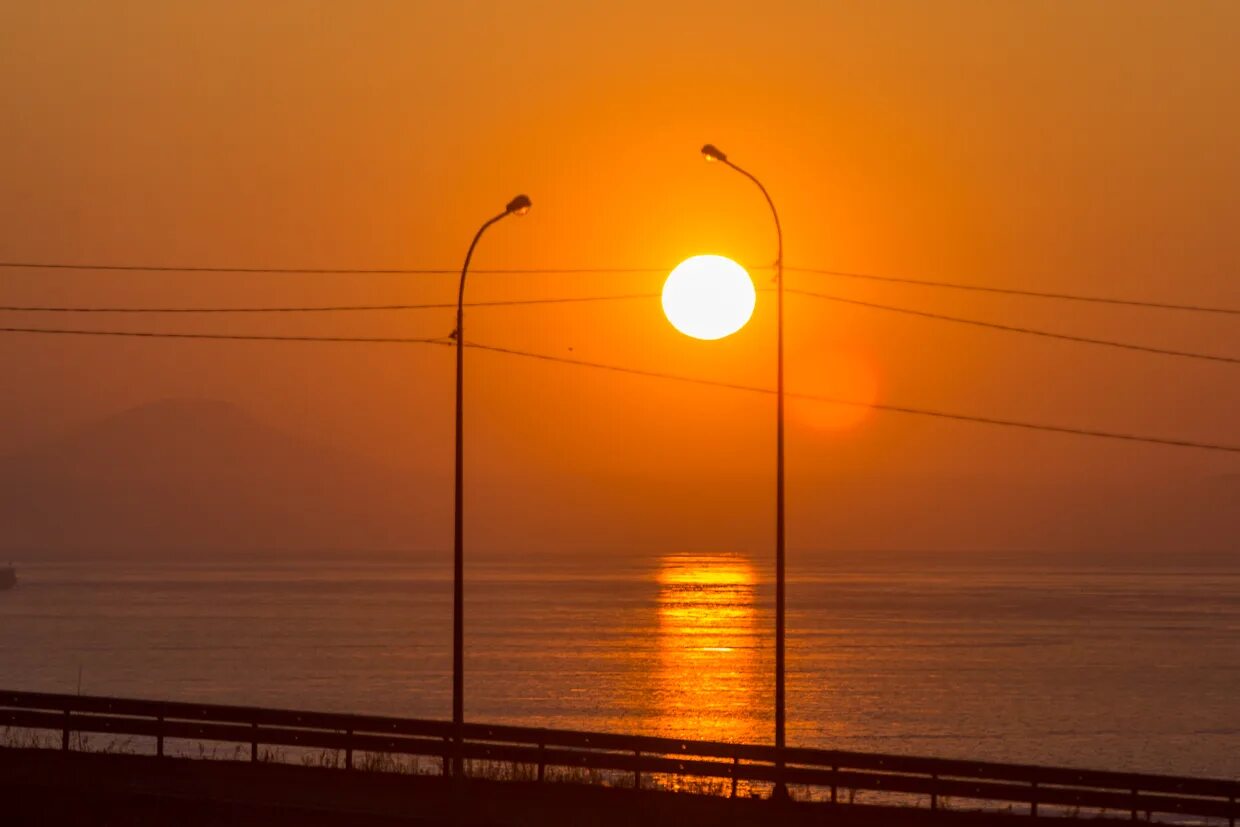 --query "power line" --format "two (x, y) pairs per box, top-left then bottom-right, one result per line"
(789, 289), (1240, 365)
(0, 293), (661, 313)
(7, 288), (1233, 365)
(0, 326), (451, 345)
(1, 323), (1235, 454)
(0, 261), (673, 276)
(788, 266), (1240, 316)
(465, 342), (1240, 453)
(5, 258), (1234, 315)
